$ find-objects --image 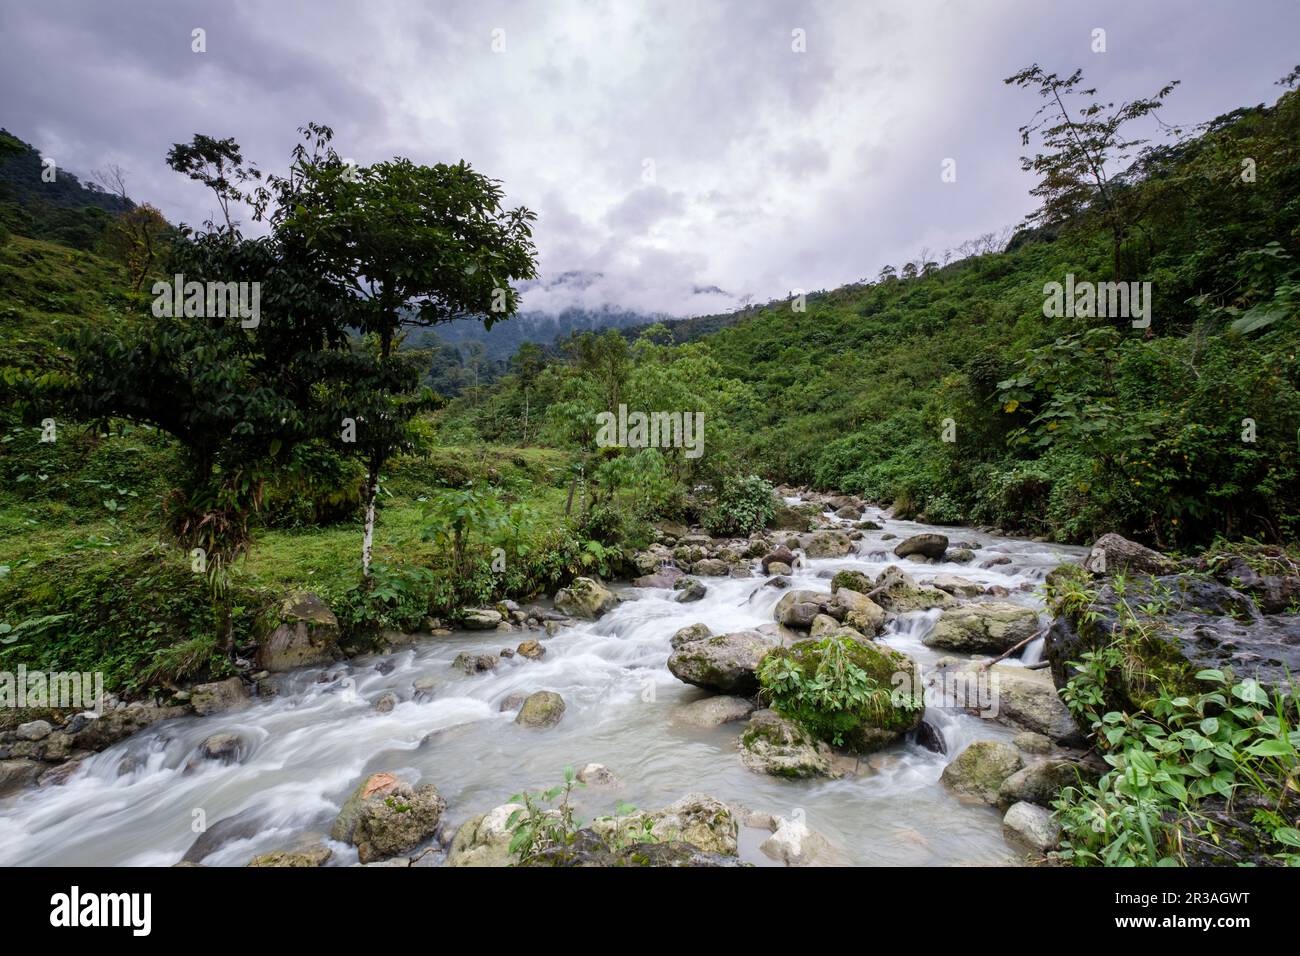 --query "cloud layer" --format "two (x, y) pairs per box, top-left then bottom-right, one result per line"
(3, 0), (1296, 316)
